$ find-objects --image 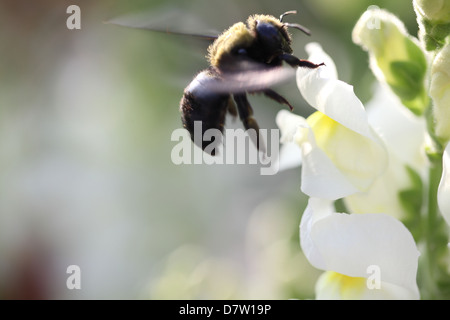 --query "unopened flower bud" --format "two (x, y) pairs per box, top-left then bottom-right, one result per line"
(353, 7), (429, 115)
